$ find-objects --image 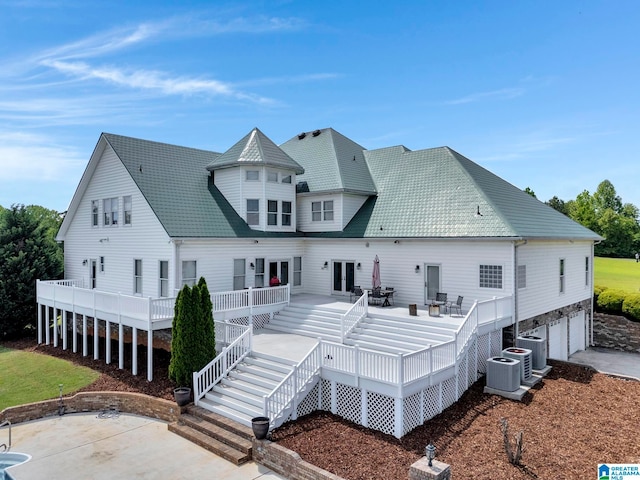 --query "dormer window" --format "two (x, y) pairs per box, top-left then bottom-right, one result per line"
(247, 199), (259, 225)
(246, 170), (259, 181)
(267, 171), (278, 182)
